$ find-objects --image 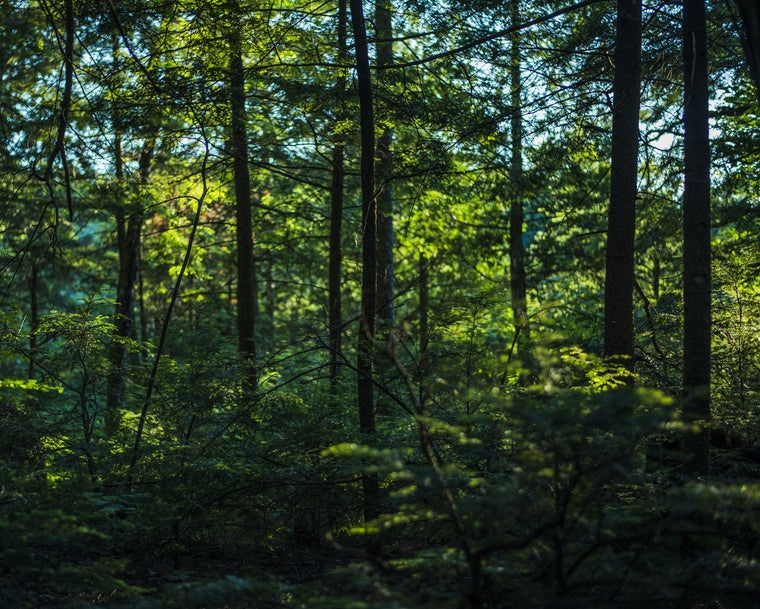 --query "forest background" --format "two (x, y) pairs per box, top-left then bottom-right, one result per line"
(1, 0), (760, 607)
